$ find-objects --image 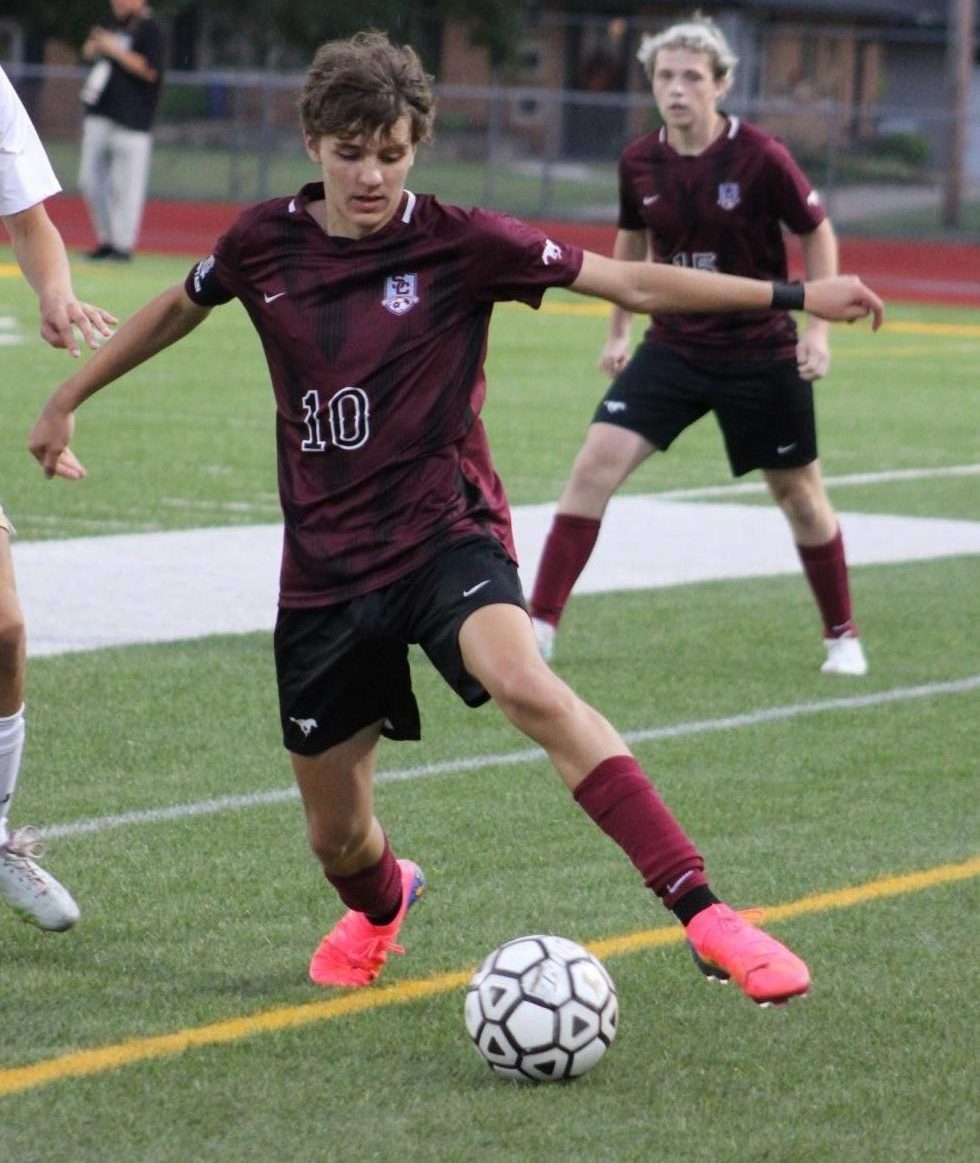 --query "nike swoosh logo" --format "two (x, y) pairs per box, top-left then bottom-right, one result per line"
(264, 291), (286, 303)
(462, 580), (491, 597)
(777, 442), (798, 455)
(642, 194), (660, 205)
